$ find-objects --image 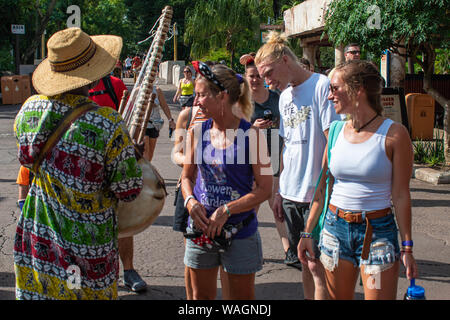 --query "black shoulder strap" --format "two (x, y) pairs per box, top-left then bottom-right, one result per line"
(32, 102), (97, 174)
(102, 75), (120, 110)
